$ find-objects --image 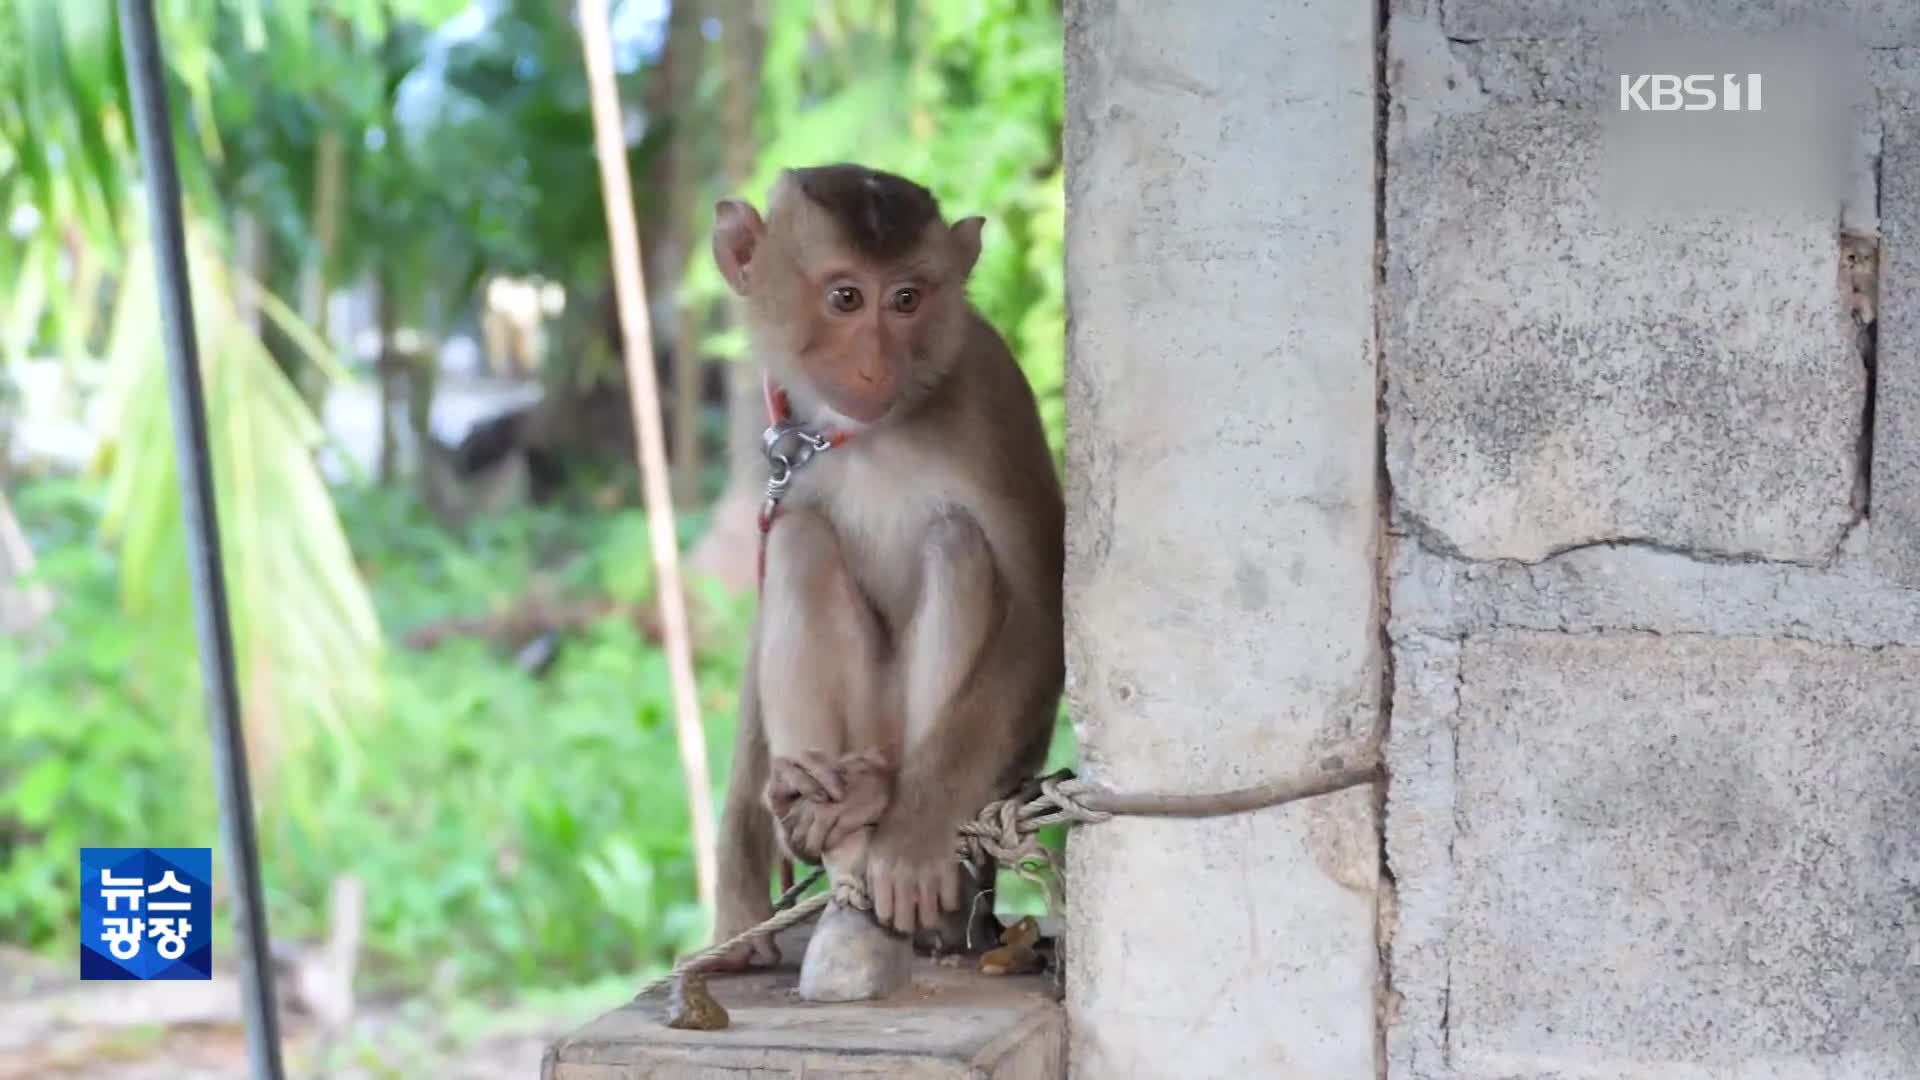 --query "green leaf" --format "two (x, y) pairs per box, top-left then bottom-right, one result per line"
(8, 758), (70, 825)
